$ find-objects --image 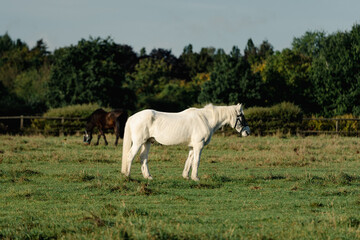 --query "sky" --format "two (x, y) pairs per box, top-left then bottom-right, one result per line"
(1, 0), (360, 56)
